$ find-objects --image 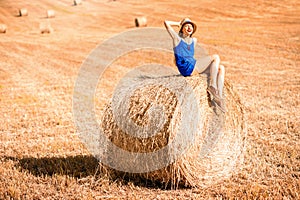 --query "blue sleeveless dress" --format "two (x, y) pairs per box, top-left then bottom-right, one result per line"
(173, 39), (196, 76)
